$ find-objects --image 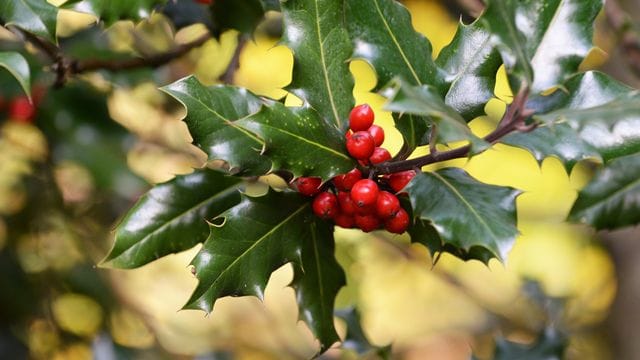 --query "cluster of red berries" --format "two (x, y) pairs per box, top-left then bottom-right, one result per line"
(293, 104), (416, 234)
